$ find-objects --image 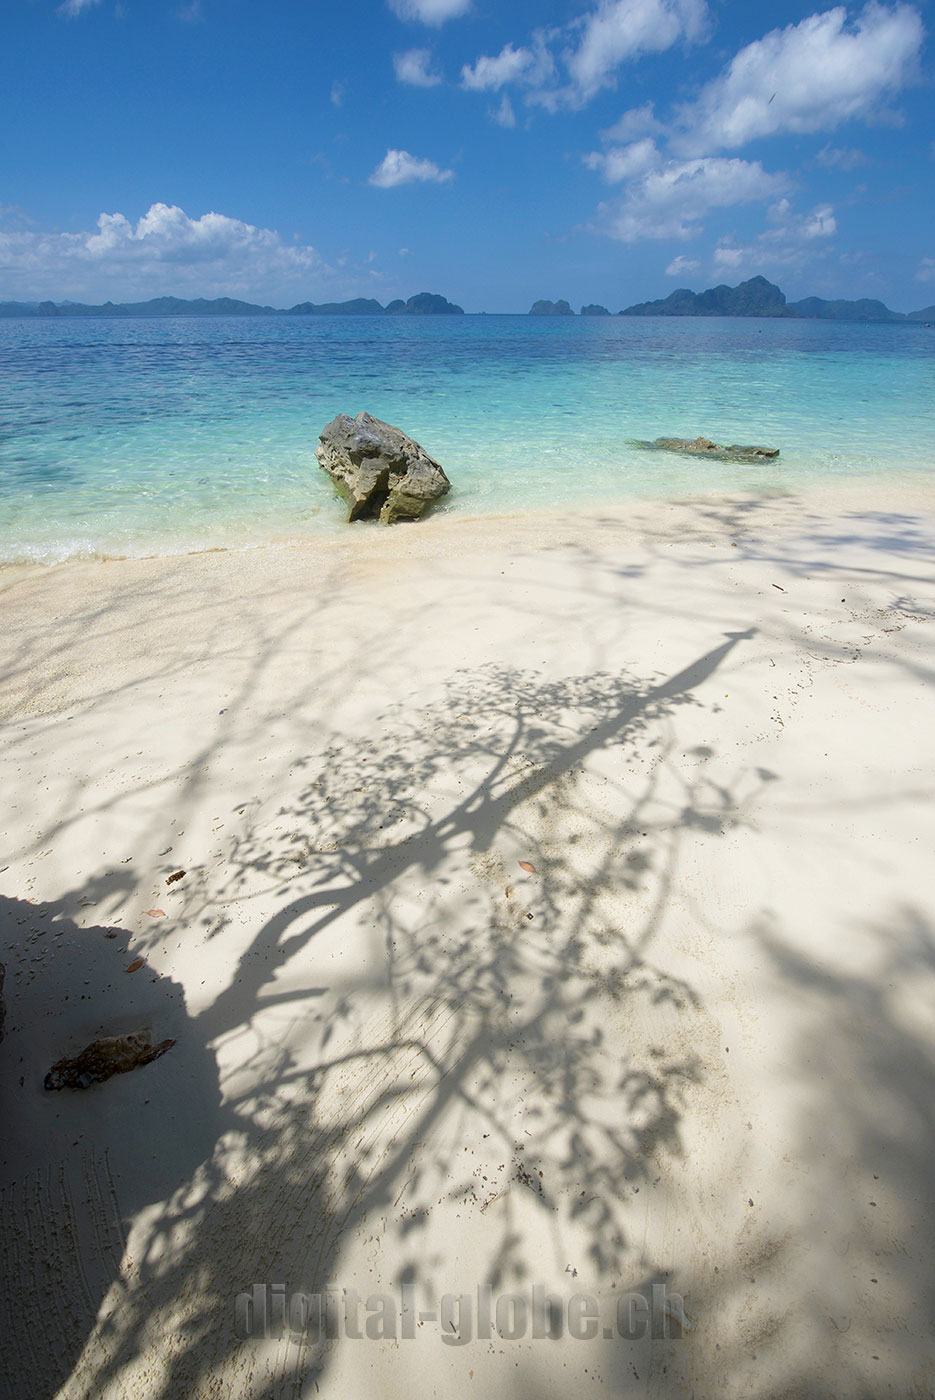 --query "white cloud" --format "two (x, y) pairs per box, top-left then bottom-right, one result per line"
(764, 197), (838, 240)
(713, 245), (747, 269)
(675, 3), (923, 154)
(368, 149), (454, 187)
(665, 254), (700, 275)
(491, 95), (517, 128)
(330, 80), (344, 107)
(461, 40), (554, 91)
(393, 48), (442, 86)
(0, 203), (338, 302)
(711, 198), (840, 277)
(816, 143), (869, 168)
(916, 258), (935, 283)
(584, 137), (659, 182)
(591, 154), (788, 242)
(803, 203), (838, 238)
(387, 0), (470, 25)
(600, 102), (664, 144)
(464, 2), (705, 111)
(57, 0), (101, 14)
(565, 0), (708, 101)
(712, 239), (814, 275)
